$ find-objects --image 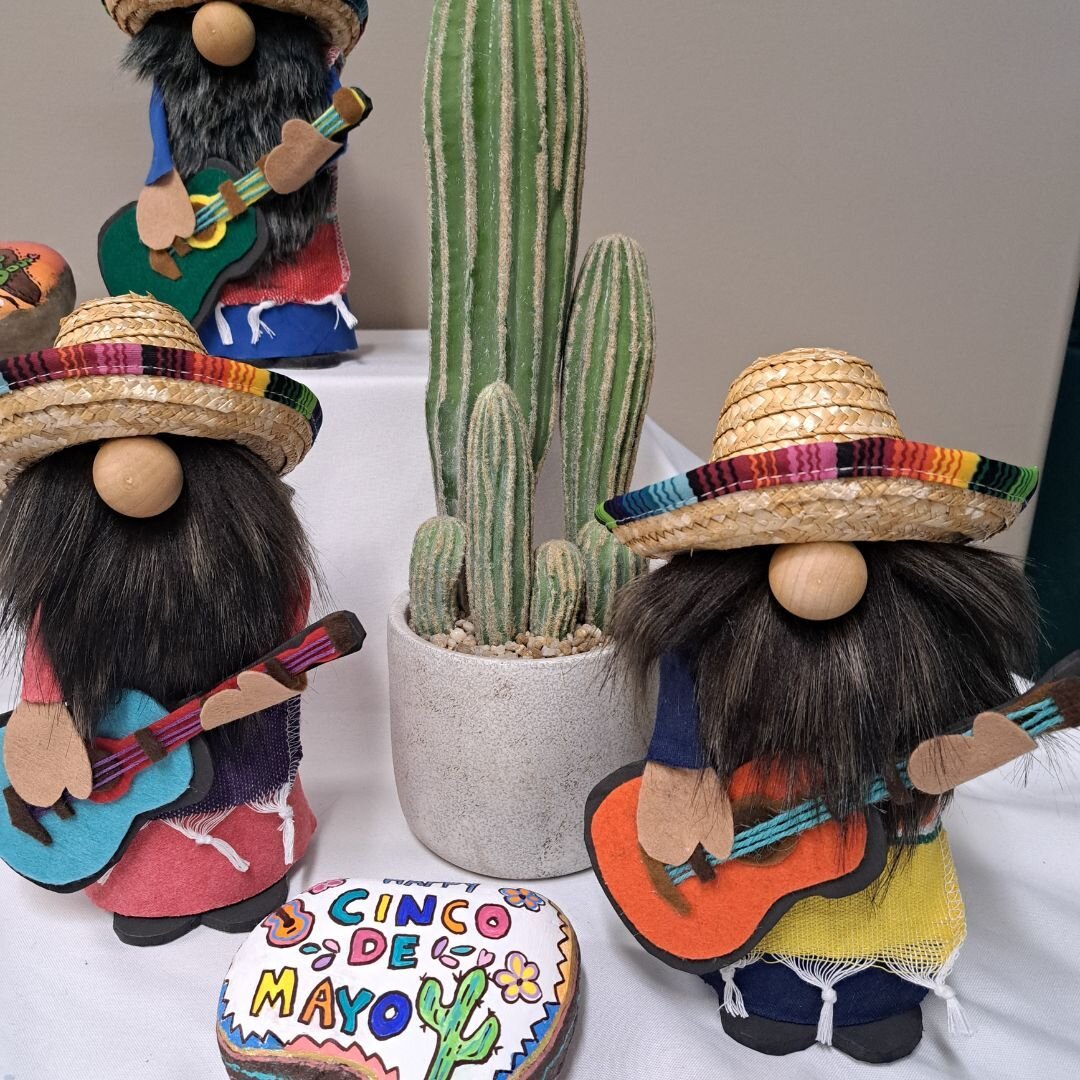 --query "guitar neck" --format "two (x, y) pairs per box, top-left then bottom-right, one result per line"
(189, 87), (370, 237)
(89, 612), (365, 793)
(666, 675), (1080, 885)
